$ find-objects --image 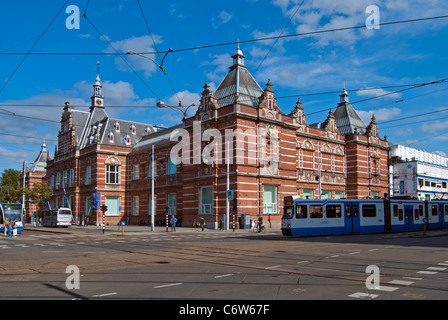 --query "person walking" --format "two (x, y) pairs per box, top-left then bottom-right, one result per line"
(200, 217), (205, 231)
(170, 215), (177, 232)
